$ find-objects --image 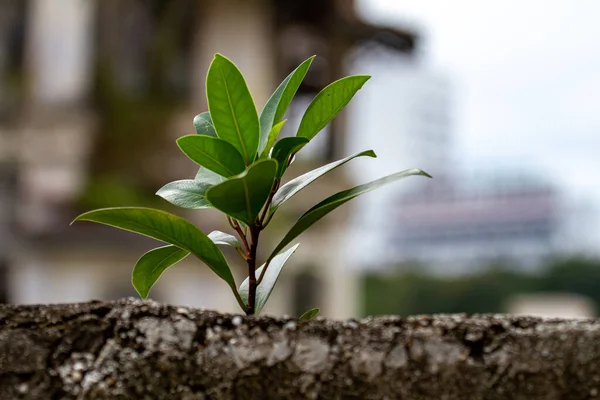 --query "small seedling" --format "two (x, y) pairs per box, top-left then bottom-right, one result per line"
(299, 307), (320, 322)
(72, 54), (431, 317)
